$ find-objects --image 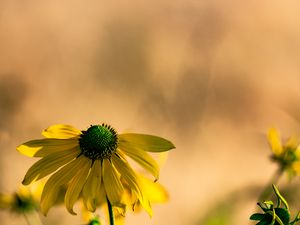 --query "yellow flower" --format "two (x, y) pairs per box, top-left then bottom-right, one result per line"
(268, 128), (300, 176)
(0, 183), (42, 214)
(17, 124), (175, 216)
